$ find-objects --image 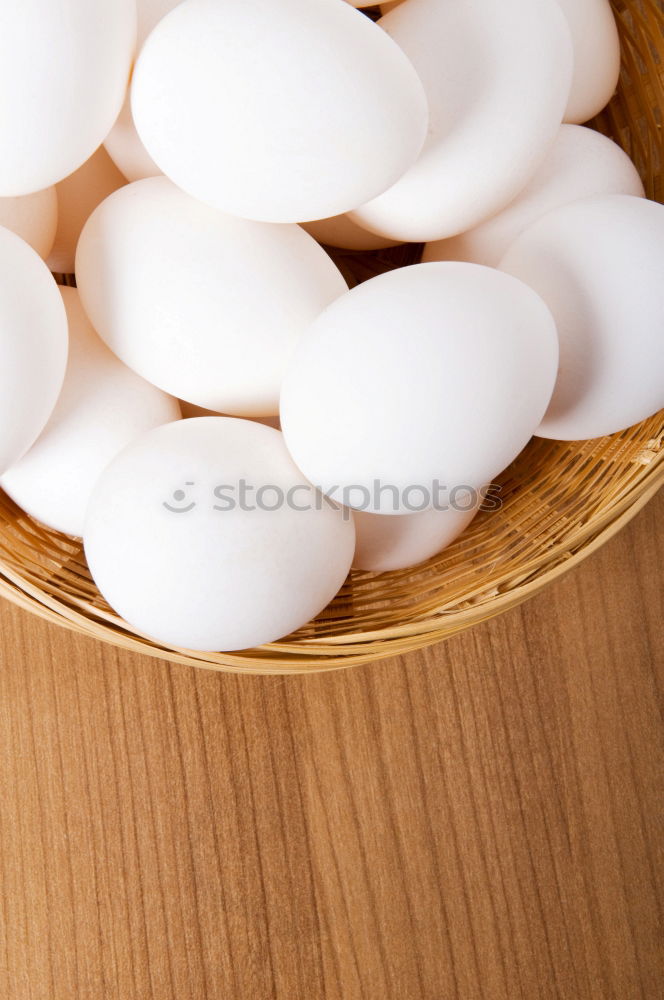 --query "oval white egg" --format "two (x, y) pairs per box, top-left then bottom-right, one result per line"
(84, 418), (356, 651)
(423, 126), (644, 268)
(1, 288), (180, 537)
(556, 0), (621, 124)
(0, 188), (58, 260)
(104, 0), (181, 181)
(0, 228), (68, 474)
(0, 0), (136, 196)
(280, 263), (559, 514)
(131, 0), (428, 223)
(349, 0), (573, 242)
(500, 195), (664, 440)
(75, 177), (348, 416)
(353, 501), (479, 573)
(301, 215), (403, 252)
(47, 146), (127, 275)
